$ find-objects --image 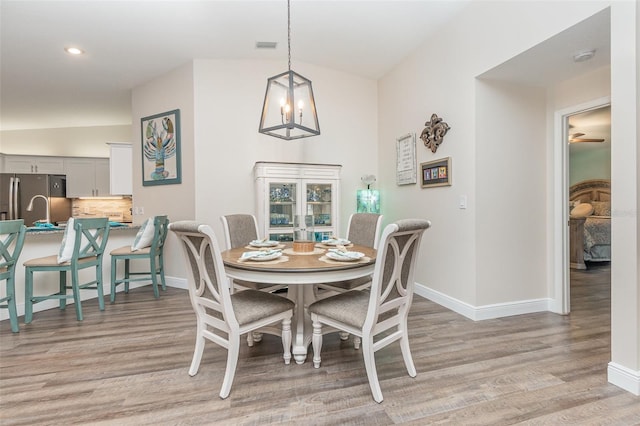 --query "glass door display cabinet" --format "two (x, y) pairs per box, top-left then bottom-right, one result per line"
(254, 162), (341, 242)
